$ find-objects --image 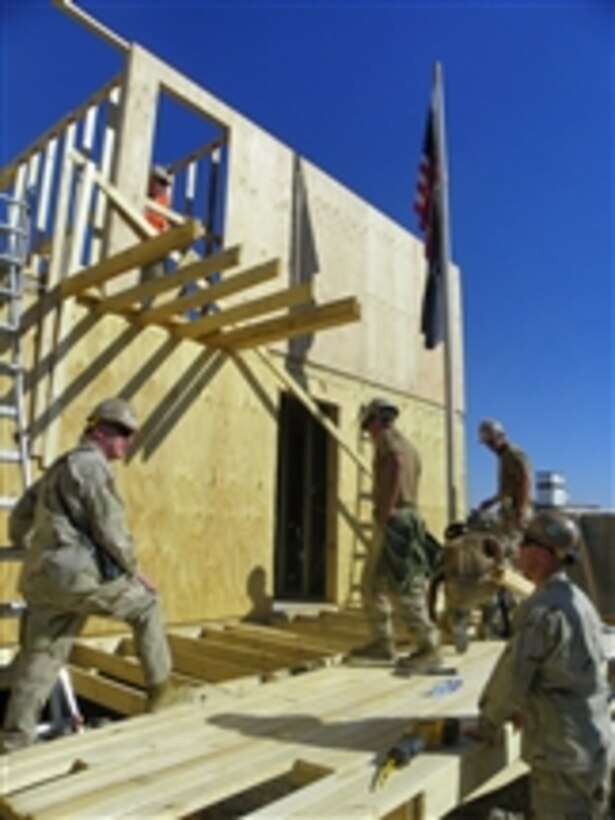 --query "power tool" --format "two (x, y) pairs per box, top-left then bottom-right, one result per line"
(372, 717), (461, 790)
